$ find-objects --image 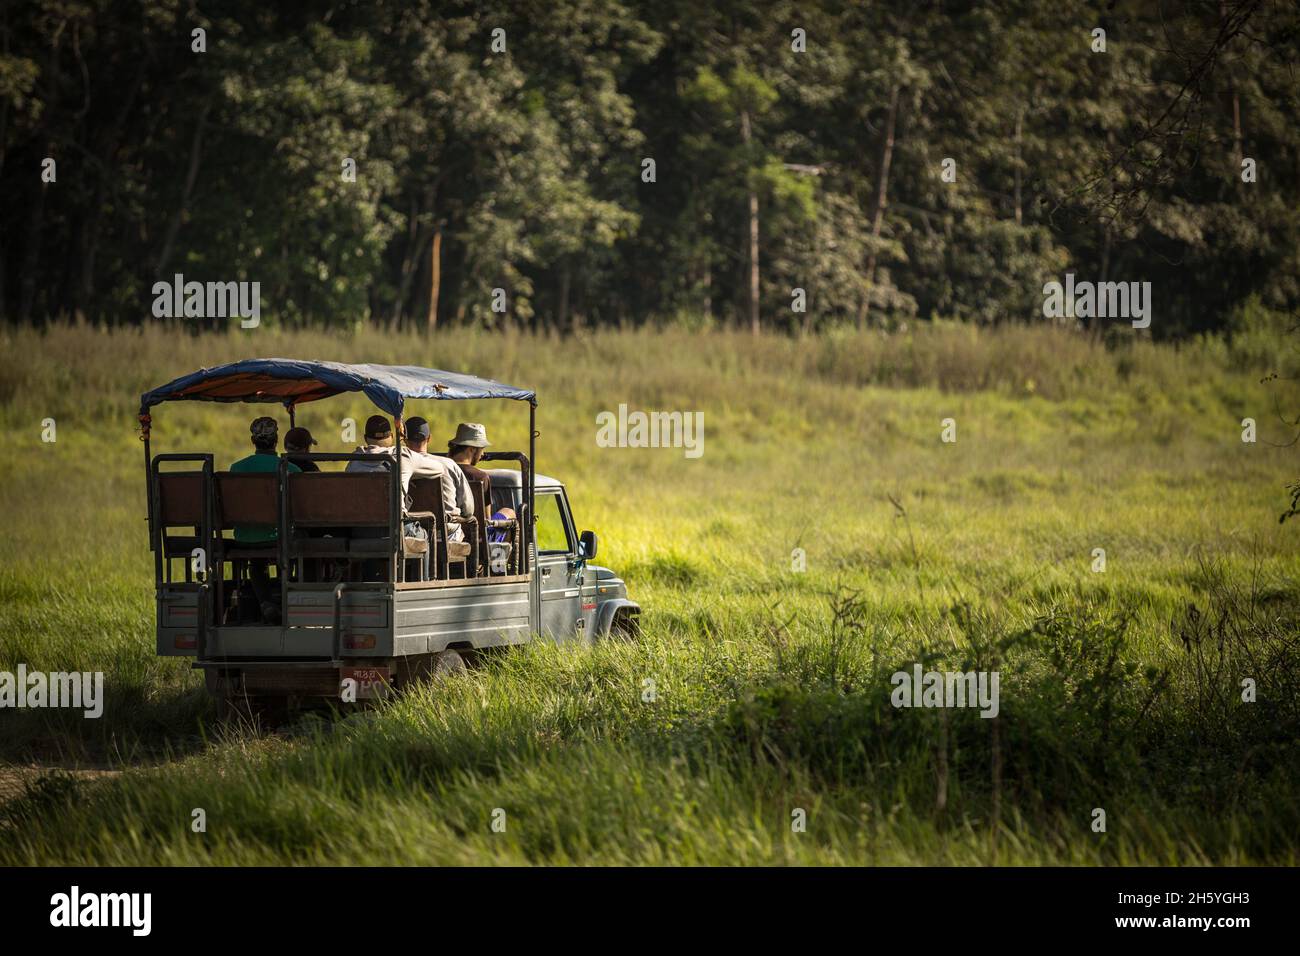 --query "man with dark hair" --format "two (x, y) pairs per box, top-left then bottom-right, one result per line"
(445, 422), (514, 571)
(345, 415), (396, 468)
(402, 417), (466, 540)
(445, 422), (492, 495)
(341, 415), (464, 577)
(230, 416), (301, 527)
(230, 416), (299, 624)
(284, 426), (320, 472)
